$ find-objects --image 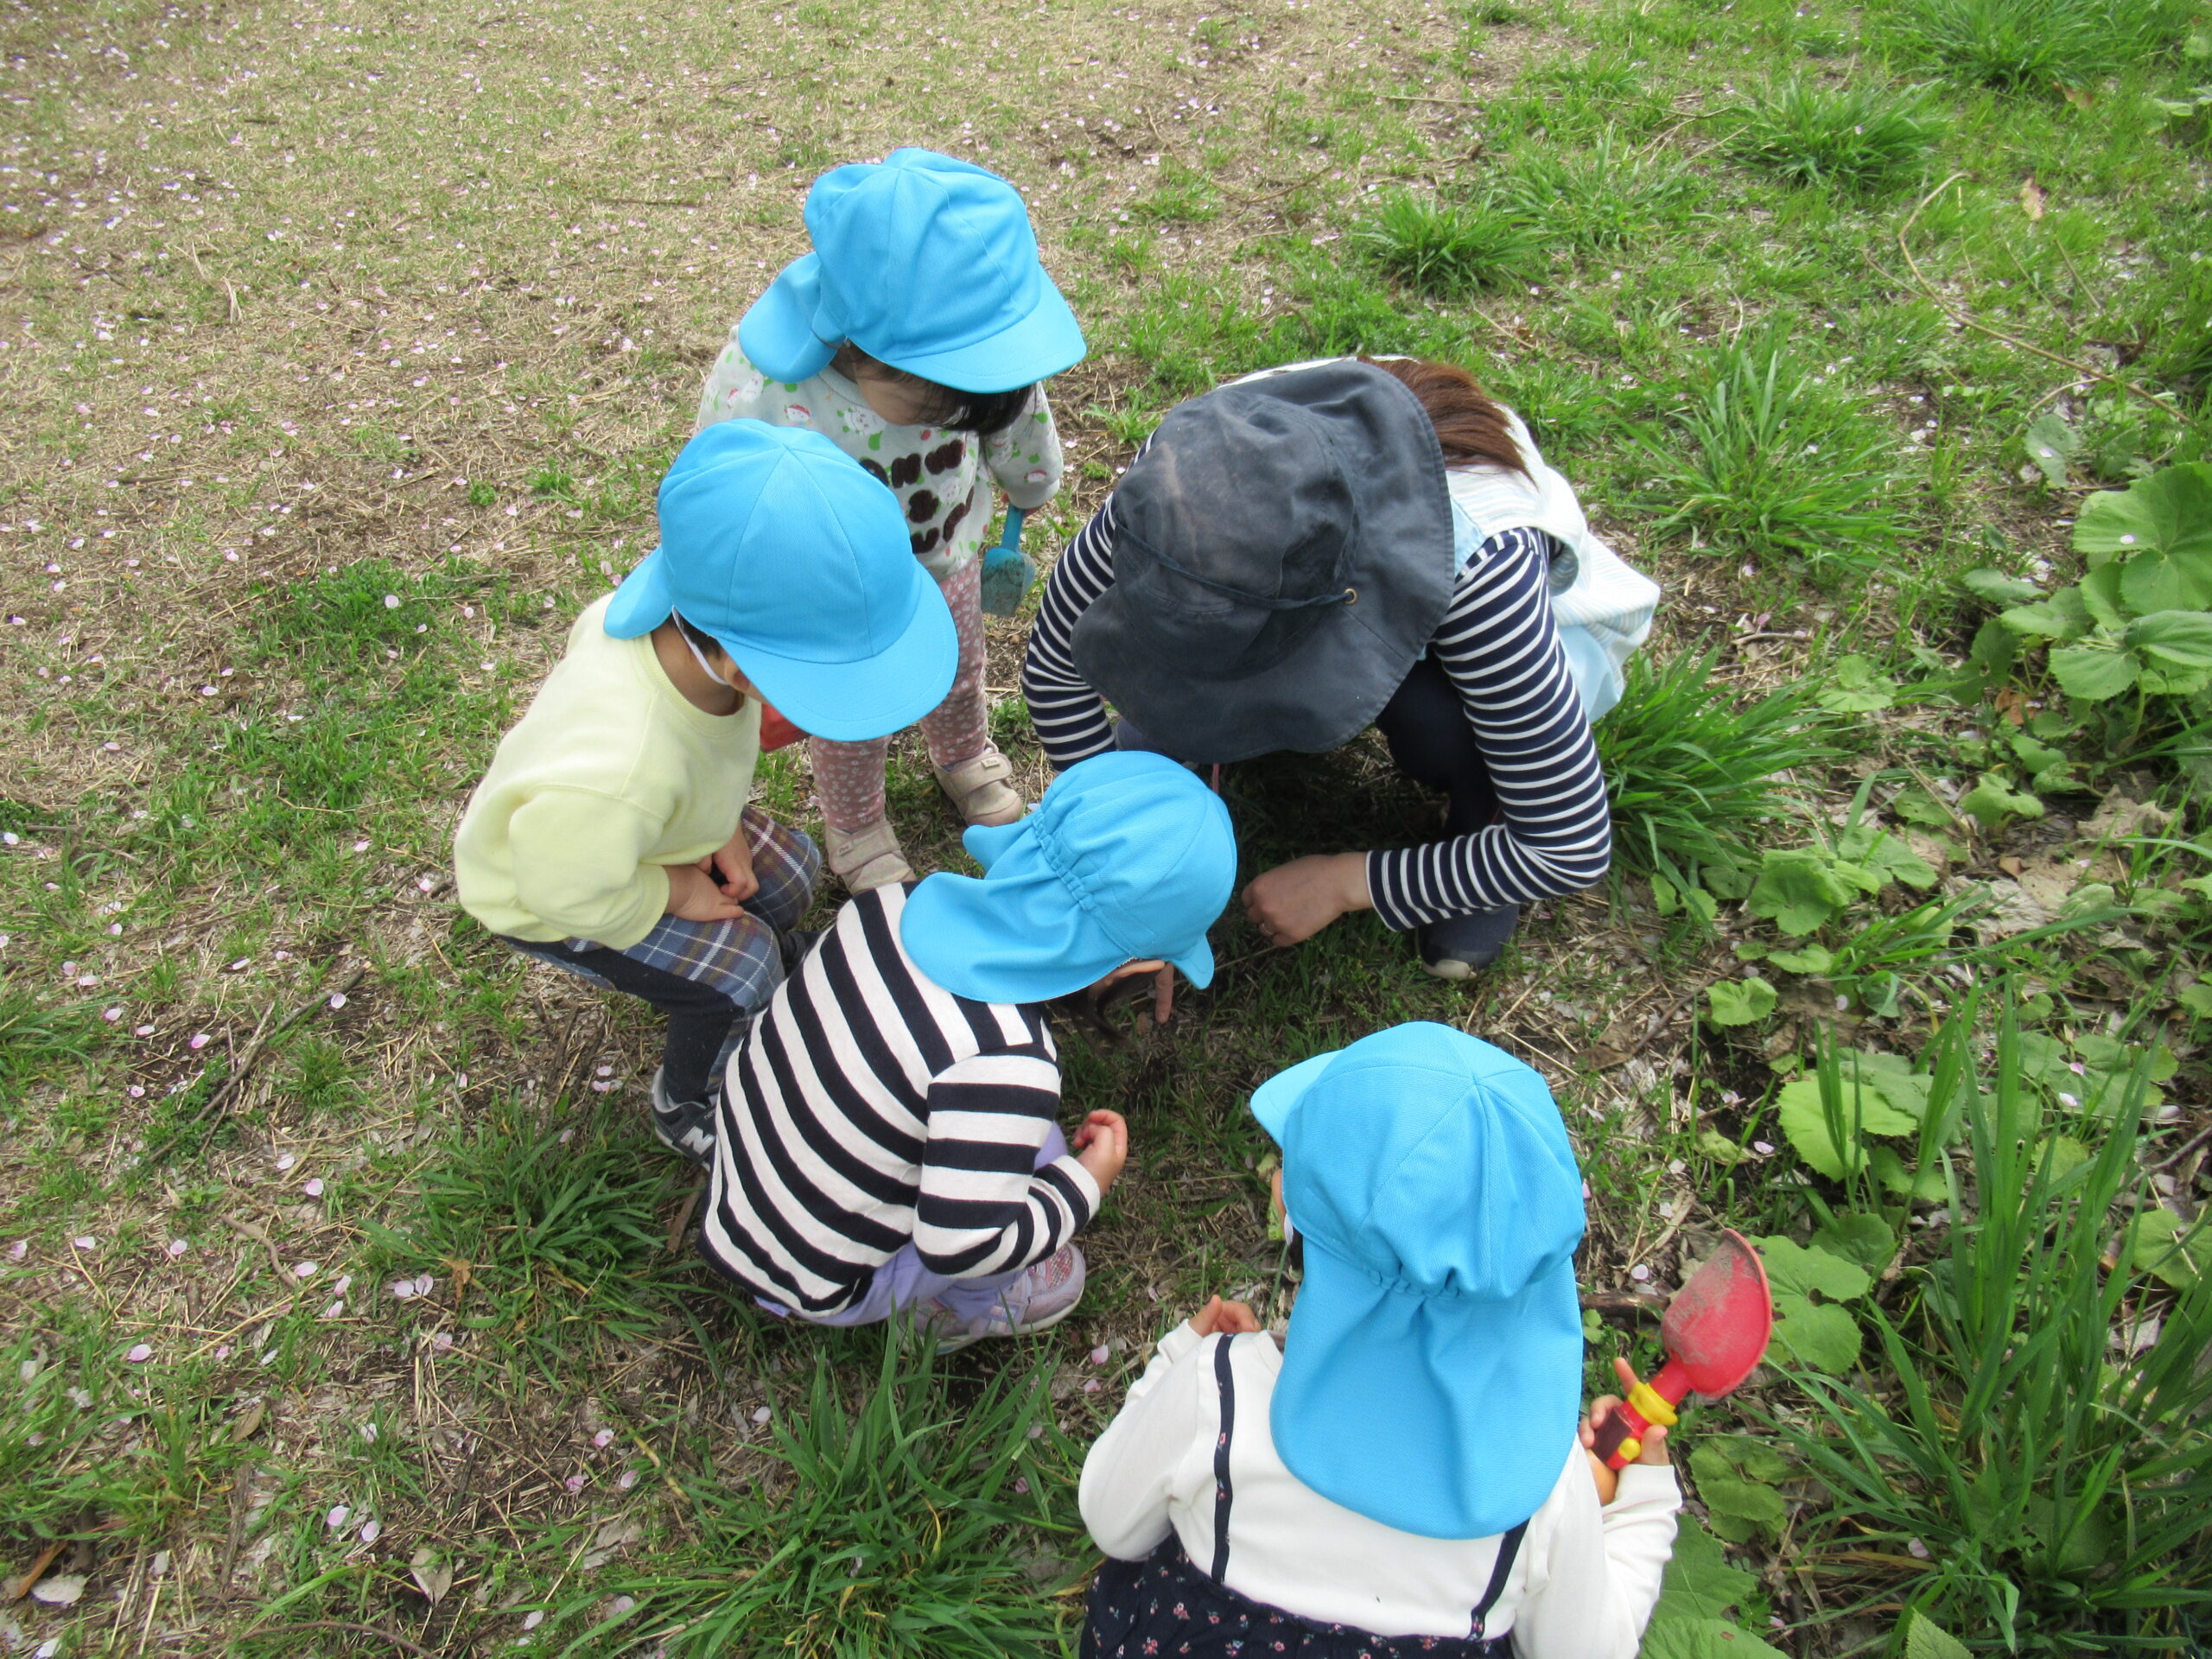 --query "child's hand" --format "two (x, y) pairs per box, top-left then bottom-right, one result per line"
(709, 823), (760, 903)
(666, 862), (747, 923)
(1187, 1295), (1261, 1338)
(1579, 1356), (1670, 1506)
(1071, 1109), (1129, 1196)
